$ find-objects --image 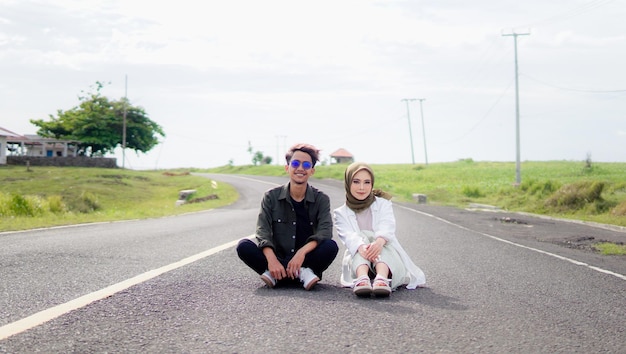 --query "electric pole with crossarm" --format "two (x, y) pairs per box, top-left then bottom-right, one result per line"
(417, 98), (428, 165)
(502, 30), (530, 185)
(401, 98), (417, 164)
